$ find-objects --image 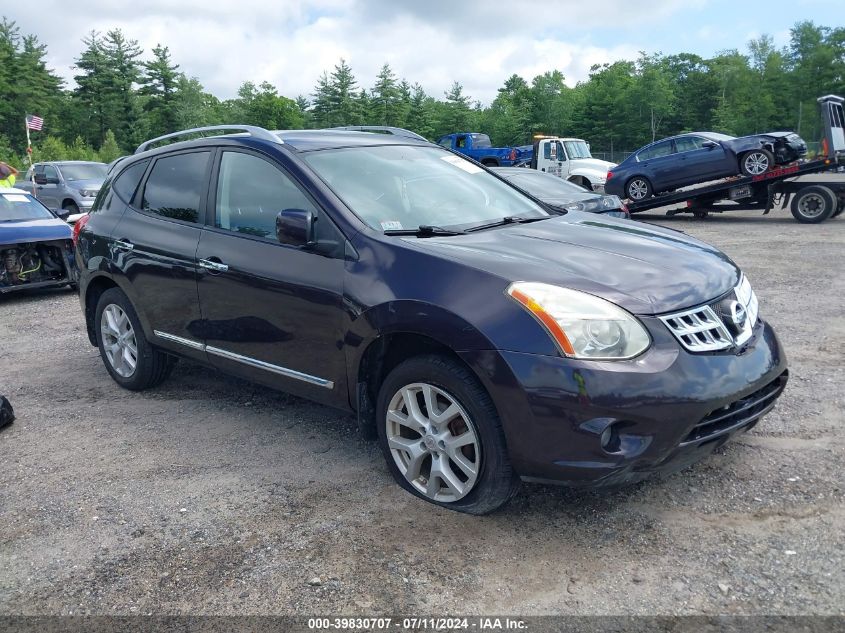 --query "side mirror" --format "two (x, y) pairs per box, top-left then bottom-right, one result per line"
(56, 208), (71, 221)
(276, 209), (315, 247)
(702, 141), (717, 149)
(34, 174), (47, 185)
